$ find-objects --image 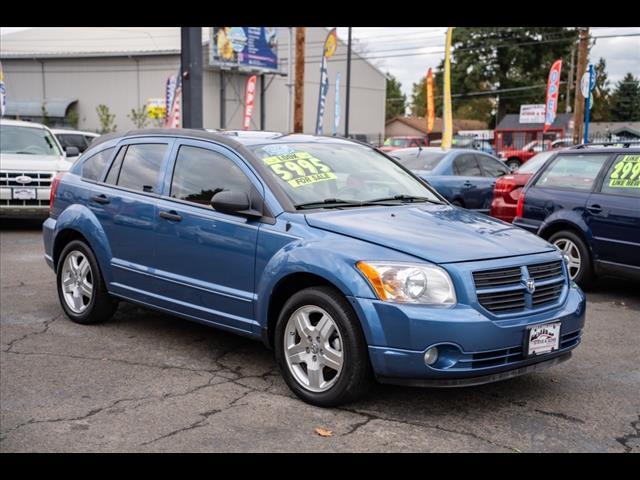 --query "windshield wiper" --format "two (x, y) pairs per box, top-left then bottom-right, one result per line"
(365, 194), (444, 205)
(294, 198), (368, 210)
